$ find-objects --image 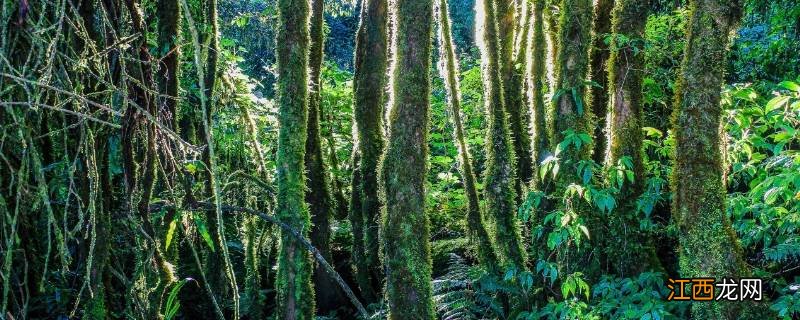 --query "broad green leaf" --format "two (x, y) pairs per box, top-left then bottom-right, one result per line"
(193, 215), (215, 252)
(165, 219), (178, 250)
